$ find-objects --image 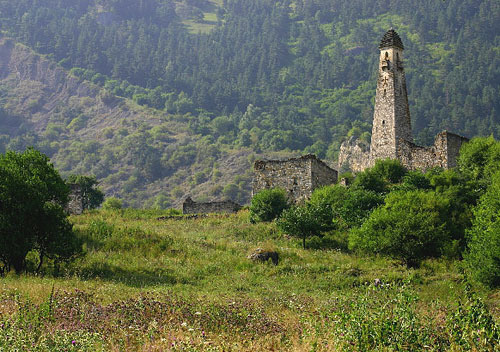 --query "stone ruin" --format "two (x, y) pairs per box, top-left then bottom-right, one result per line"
(66, 184), (83, 215)
(338, 29), (468, 173)
(252, 154), (338, 203)
(182, 196), (242, 214)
